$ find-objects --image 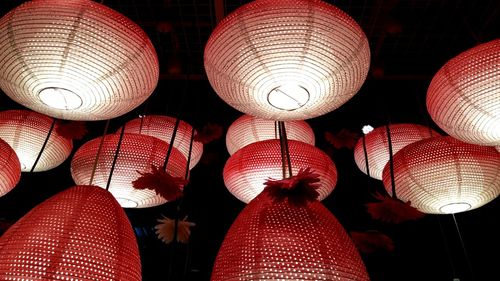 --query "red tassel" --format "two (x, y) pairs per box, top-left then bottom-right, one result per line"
(264, 167), (321, 207)
(132, 165), (188, 201)
(56, 121), (88, 140)
(366, 192), (425, 224)
(324, 129), (360, 149)
(350, 230), (395, 254)
(194, 122), (223, 144)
